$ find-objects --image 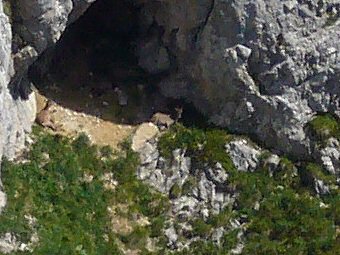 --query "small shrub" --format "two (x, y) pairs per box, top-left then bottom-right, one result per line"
(244, 189), (336, 254)
(150, 216), (166, 238)
(207, 209), (233, 228)
(191, 219), (212, 238)
(120, 226), (150, 250)
(158, 124), (235, 171)
(308, 114), (340, 141)
(169, 183), (182, 199)
(273, 157), (300, 188)
(158, 124), (205, 159)
(182, 177), (197, 195)
(0, 131), (121, 254)
(100, 145), (113, 158)
(323, 14), (338, 27)
(3, 1), (12, 19)
(299, 163), (336, 192)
